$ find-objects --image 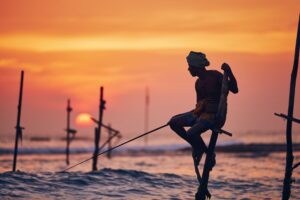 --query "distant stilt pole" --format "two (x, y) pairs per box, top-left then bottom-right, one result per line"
(107, 123), (112, 159)
(66, 99), (72, 165)
(92, 86), (105, 171)
(12, 70), (25, 172)
(91, 117), (122, 158)
(90, 117), (120, 159)
(65, 99), (77, 166)
(144, 87), (150, 145)
(282, 15), (299, 200)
